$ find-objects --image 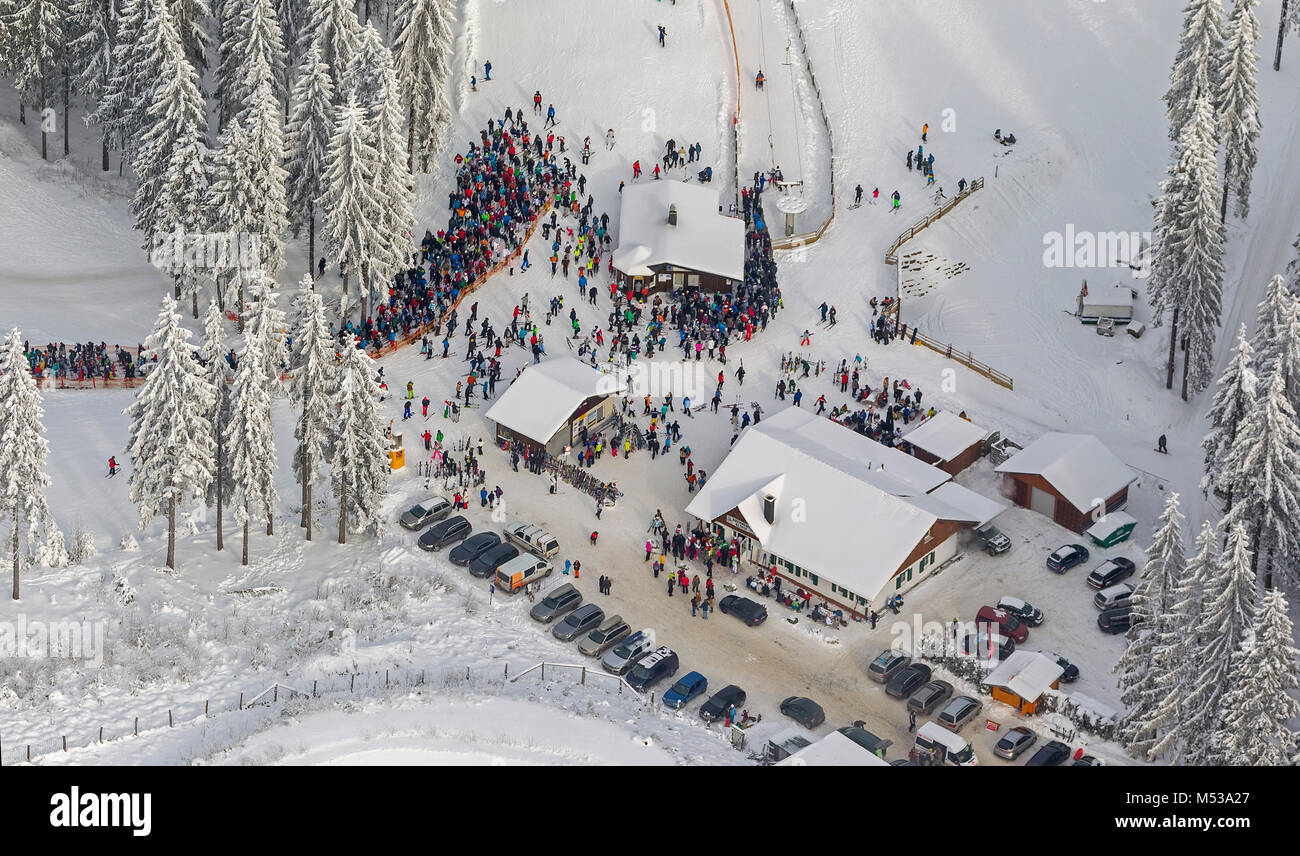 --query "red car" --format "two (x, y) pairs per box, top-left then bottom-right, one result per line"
(975, 605), (1029, 643)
